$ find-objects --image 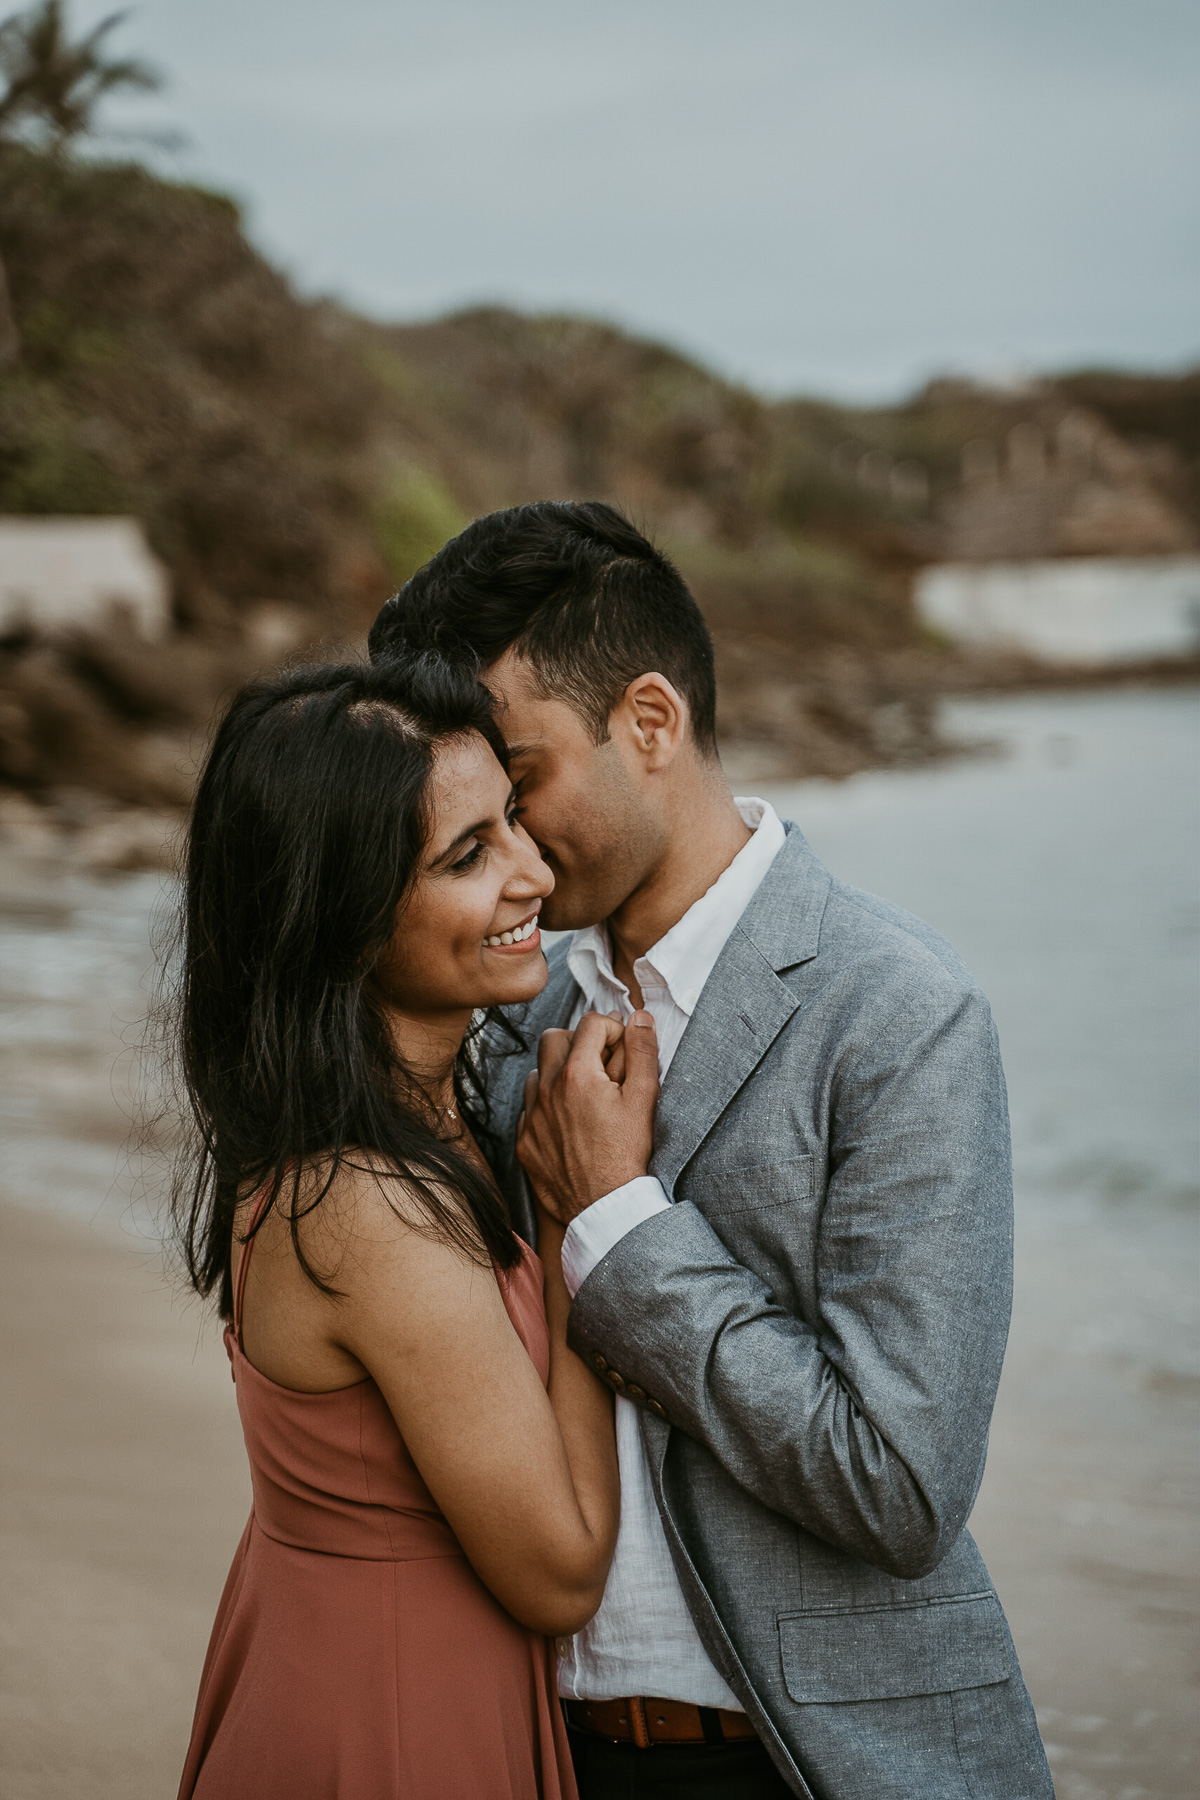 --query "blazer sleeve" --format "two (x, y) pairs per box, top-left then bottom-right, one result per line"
(565, 976), (1014, 1580)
